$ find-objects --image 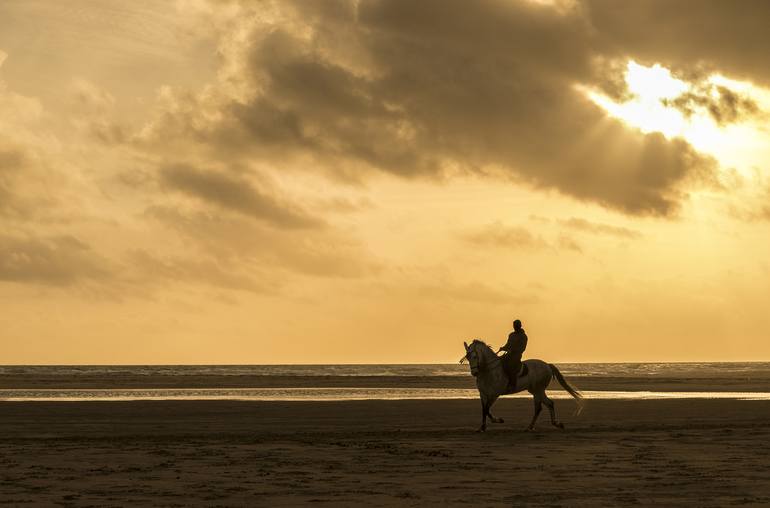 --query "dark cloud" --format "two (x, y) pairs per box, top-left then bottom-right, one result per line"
(0, 234), (113, 286)
(585, 0), (770, 87)
(559, 217), (642, 239)
(159, 163), (320, 228)
(143, 0), (719, 217)
(663, 85), (760, 125)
